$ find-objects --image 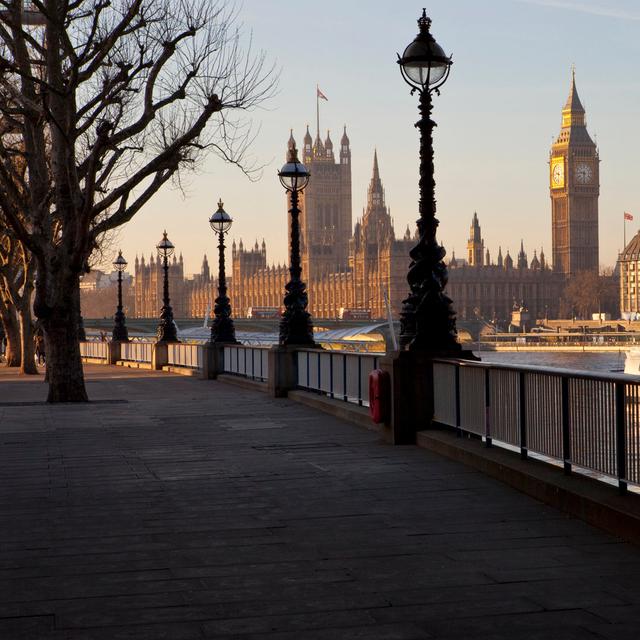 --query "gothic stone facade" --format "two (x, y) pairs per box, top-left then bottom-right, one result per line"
(132, 75), (598, 323)
(133, 253), (216, 319)
(448, 213), (565, 322)
(230, 129), (413, 320)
